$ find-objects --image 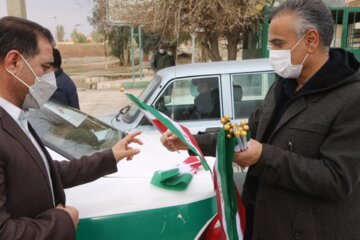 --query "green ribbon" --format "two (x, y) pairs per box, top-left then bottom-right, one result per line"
(151, 168), (193, 191)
